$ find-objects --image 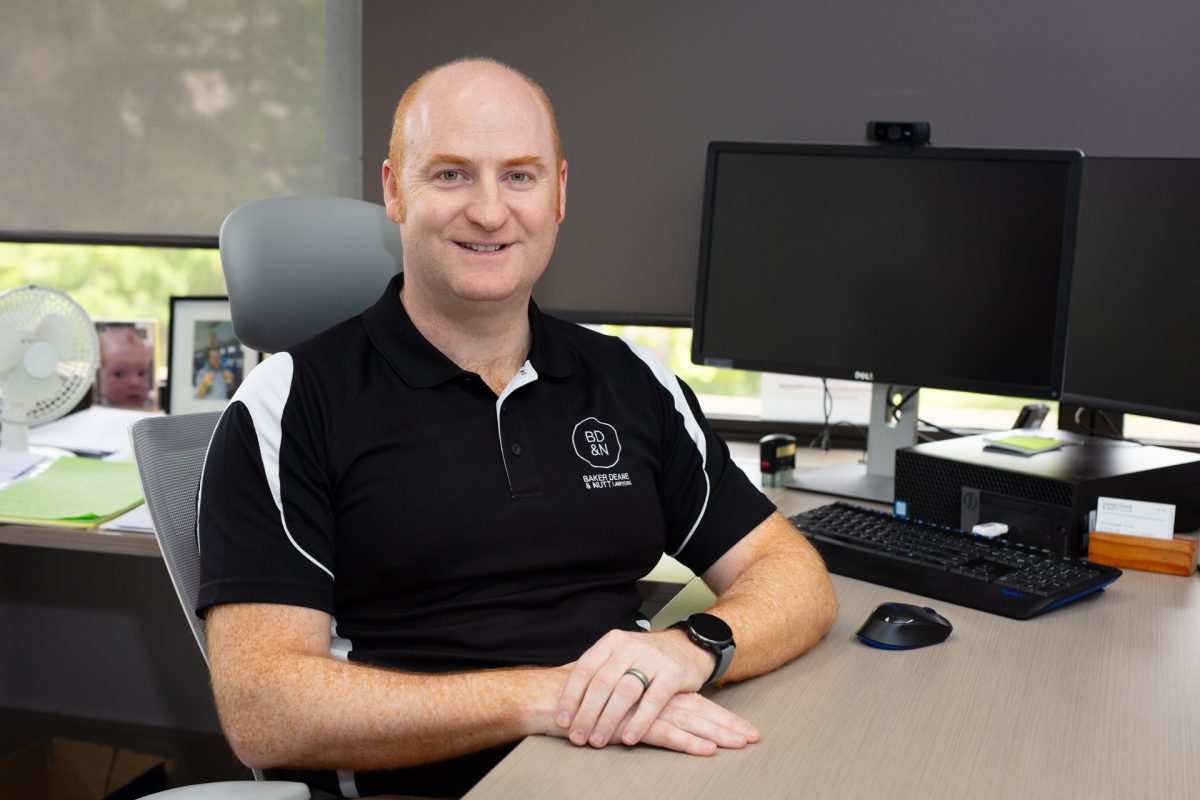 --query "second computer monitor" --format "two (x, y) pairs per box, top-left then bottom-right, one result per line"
(1062, 157), (1200, 426)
